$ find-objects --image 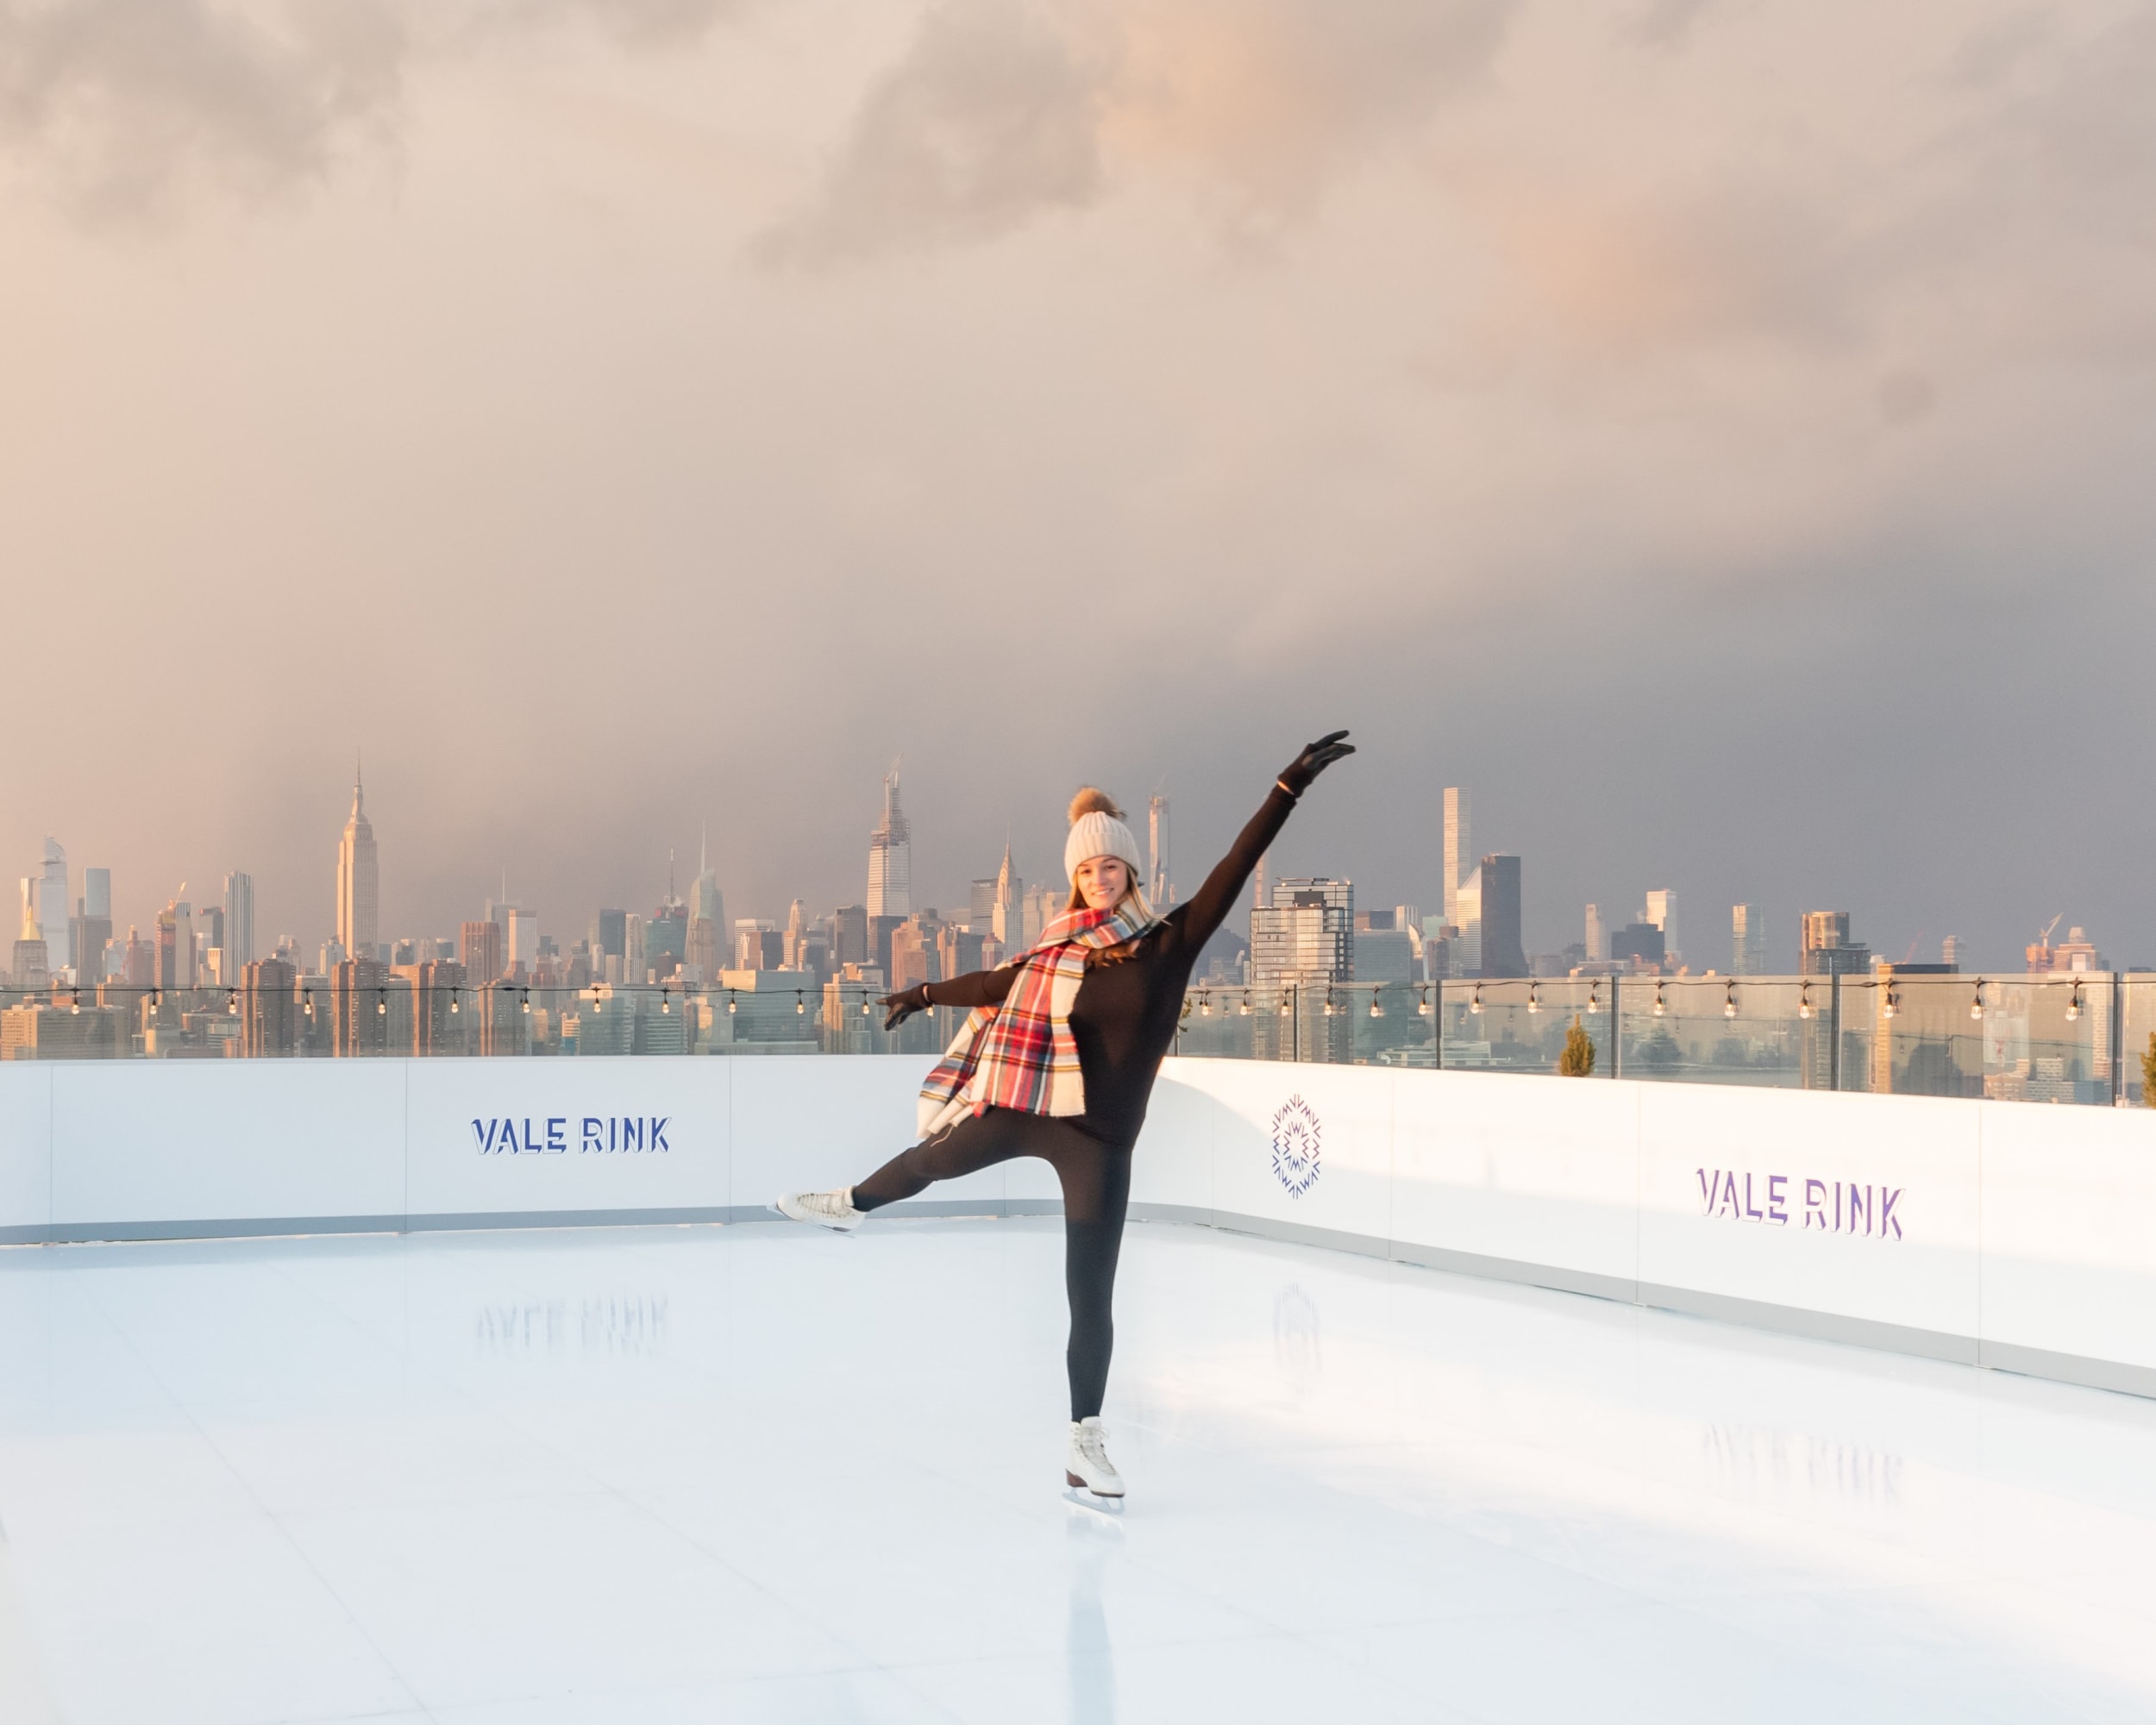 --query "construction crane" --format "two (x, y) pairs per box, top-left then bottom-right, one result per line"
(2038, 913), (2063, 947)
